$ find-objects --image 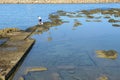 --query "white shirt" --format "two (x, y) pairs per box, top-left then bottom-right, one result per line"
(38, 16), (41, 20)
